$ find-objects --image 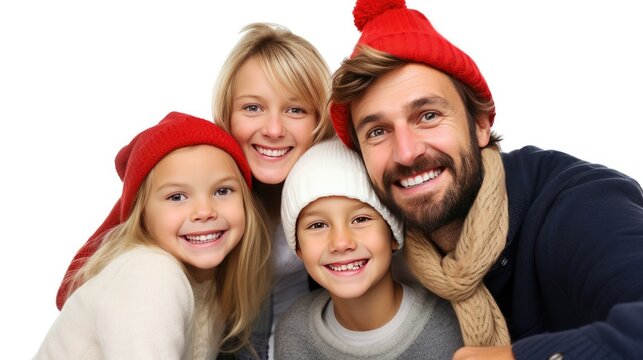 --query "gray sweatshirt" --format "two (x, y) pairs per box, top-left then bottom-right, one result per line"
(274, 286), (463, 359)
